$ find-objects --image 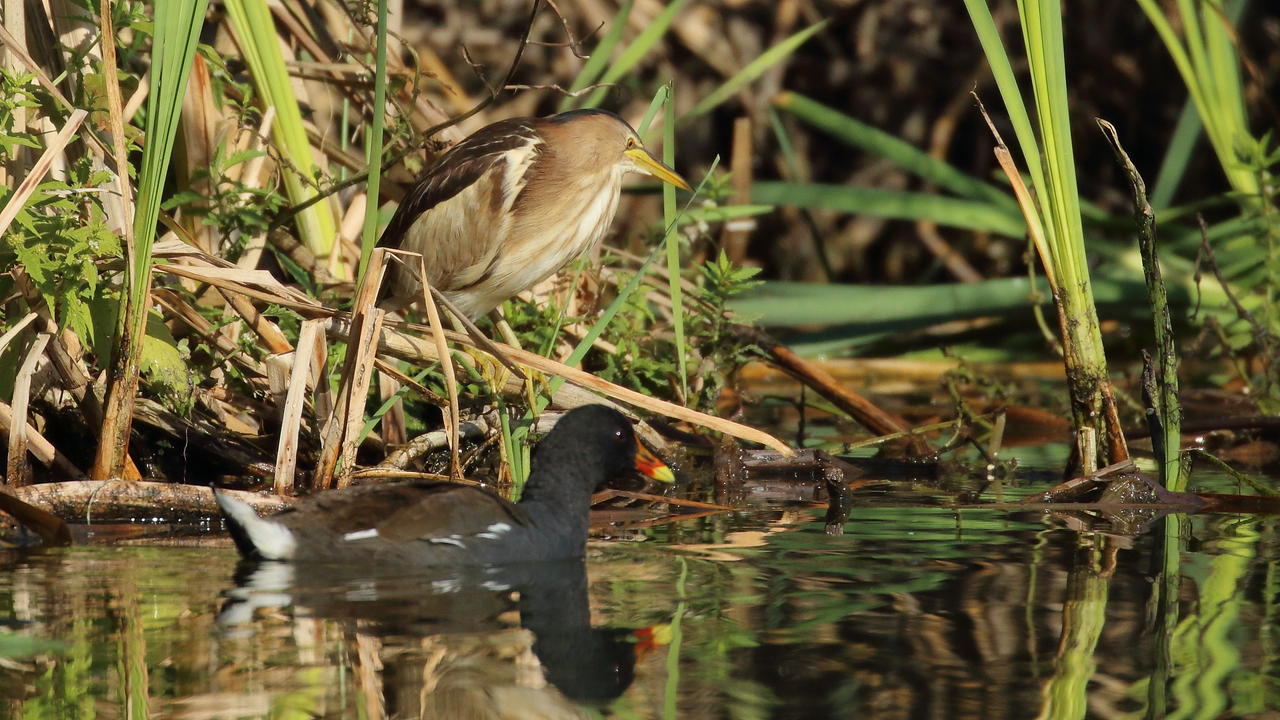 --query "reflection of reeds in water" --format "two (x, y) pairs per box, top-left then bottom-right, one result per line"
(0, 514), (1276, 720)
